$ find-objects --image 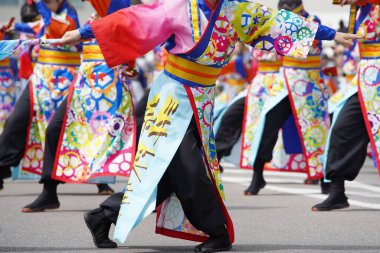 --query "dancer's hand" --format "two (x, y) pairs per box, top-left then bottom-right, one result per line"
(334, 32), (361, 47)
(61, 29), (81, 44)
(338, 0), (358, 6)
